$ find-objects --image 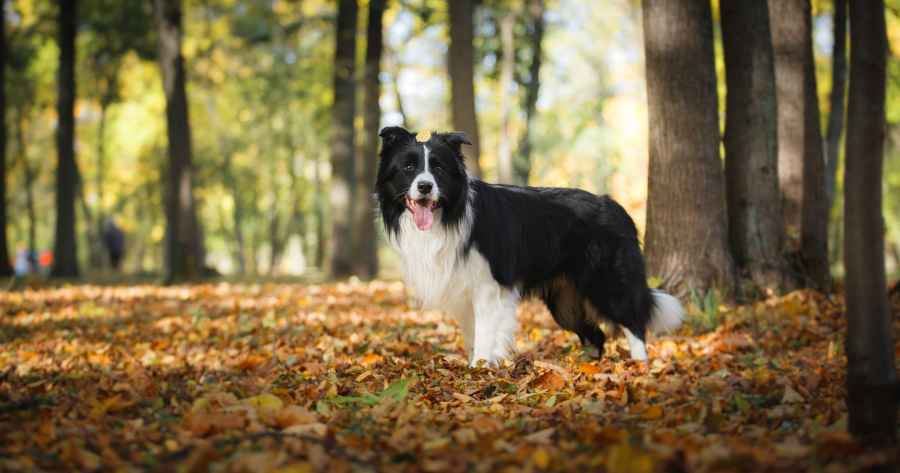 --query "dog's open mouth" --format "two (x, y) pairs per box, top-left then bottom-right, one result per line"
(405, 197), (441, 231)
